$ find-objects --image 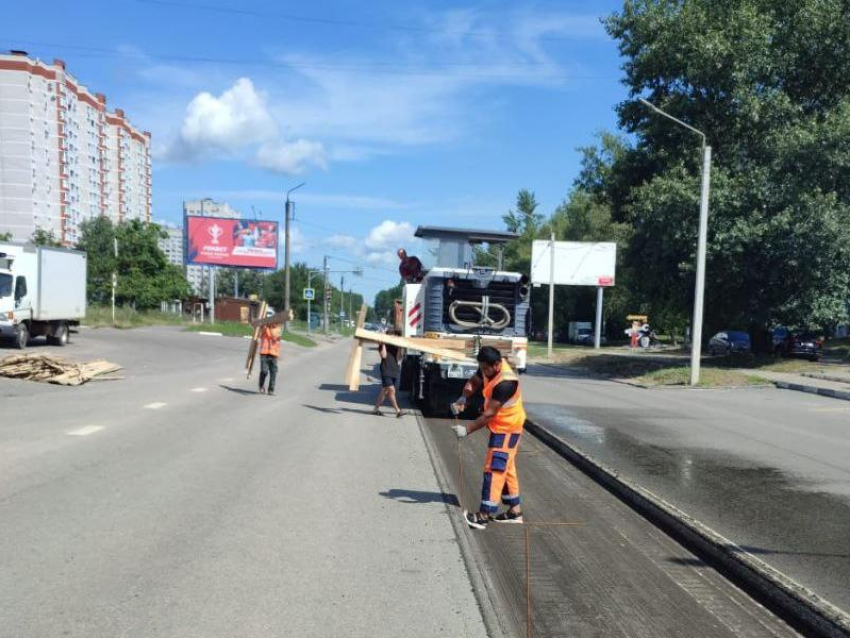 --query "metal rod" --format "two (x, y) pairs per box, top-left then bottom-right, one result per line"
(594, 286), (603, 350)
(547, 231), (555, 359)
(690, 145), (712, 386)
